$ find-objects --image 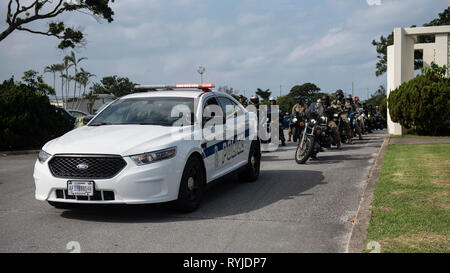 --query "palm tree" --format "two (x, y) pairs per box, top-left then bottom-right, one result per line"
(64, 51), (87, 109)
(61, 58), (73, 108)
(75, 68), (95, 110)
(44, 64), (61, 105)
